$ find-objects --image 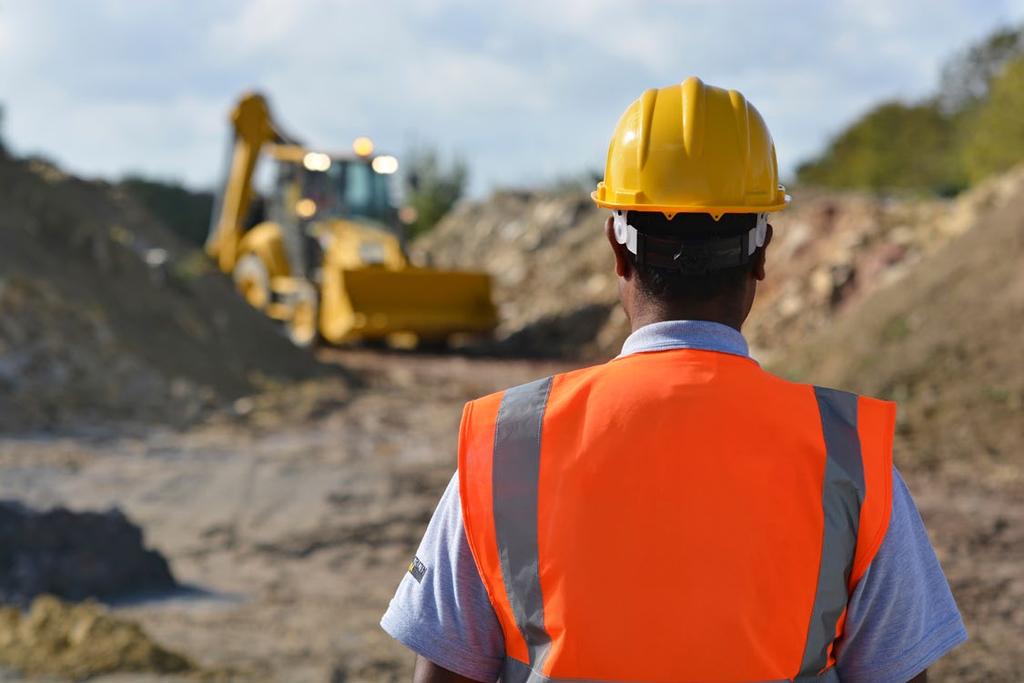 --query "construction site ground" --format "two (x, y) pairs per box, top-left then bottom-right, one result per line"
(0, 350), (574, 682)
(0, 347), (1017, 682)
